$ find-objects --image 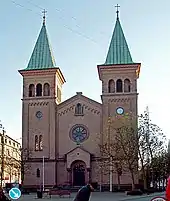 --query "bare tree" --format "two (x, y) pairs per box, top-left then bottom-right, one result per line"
(138, 111), (167, 189)
(98, 114), (138, 189)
